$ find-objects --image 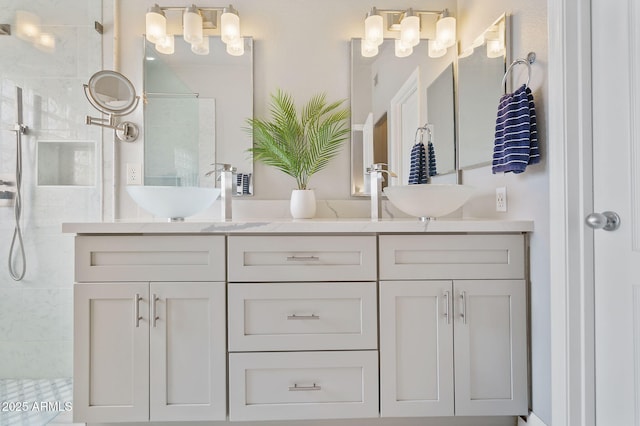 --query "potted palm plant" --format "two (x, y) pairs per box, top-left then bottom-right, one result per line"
(246, 89), (350, 218)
